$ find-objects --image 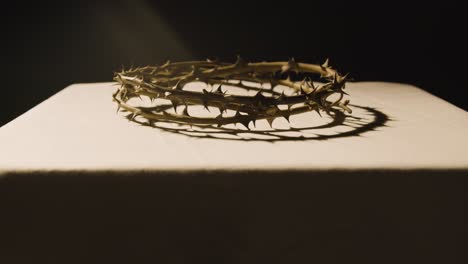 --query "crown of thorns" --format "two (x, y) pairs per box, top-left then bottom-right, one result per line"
(112, 57), (351, 129)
